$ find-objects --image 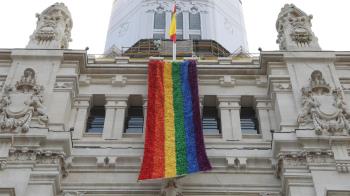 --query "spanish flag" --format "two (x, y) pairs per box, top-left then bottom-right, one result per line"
(169, 4), (176, 43)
